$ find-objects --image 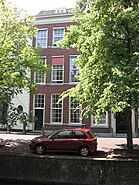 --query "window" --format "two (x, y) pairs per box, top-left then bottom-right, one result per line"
(70, 98), (82, 124)
(70, 57), (80, 83)
(53, 28), (65, 46)
(52, 65), (63, 83)
(53, 130), (71, 139)
(34, 94), (44, 108)
(51, 57), (64, 84)
(51, 94), (62, 123)
(91, 113), (108, 128)
(34, 58), (46, 84)
(72, 131), (87, 139)
(36, 29), (48, 48)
